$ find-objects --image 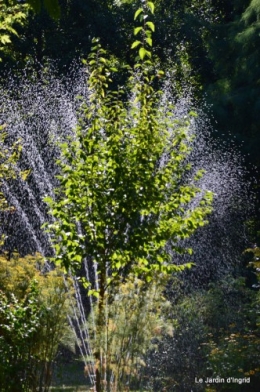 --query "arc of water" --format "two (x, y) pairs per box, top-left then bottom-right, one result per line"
(63, 275), (96, 385)
(2, 182), (46, 255)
